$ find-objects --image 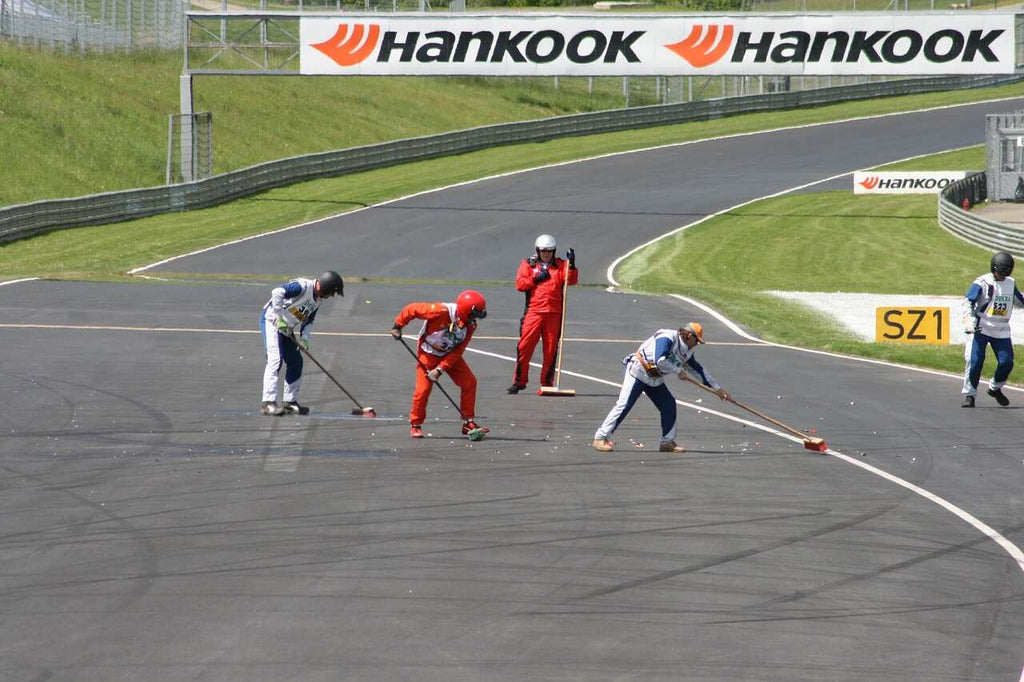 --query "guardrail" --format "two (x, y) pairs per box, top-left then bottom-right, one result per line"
(3, 73), (1023, 244)
(938, 171), (1024, 255)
